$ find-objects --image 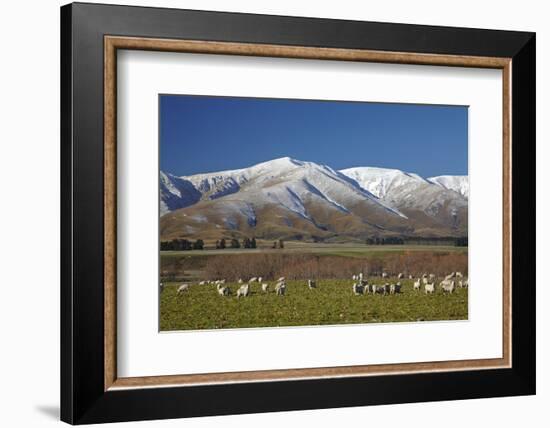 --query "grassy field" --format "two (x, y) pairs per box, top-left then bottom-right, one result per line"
(160, 277), (468, 331)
